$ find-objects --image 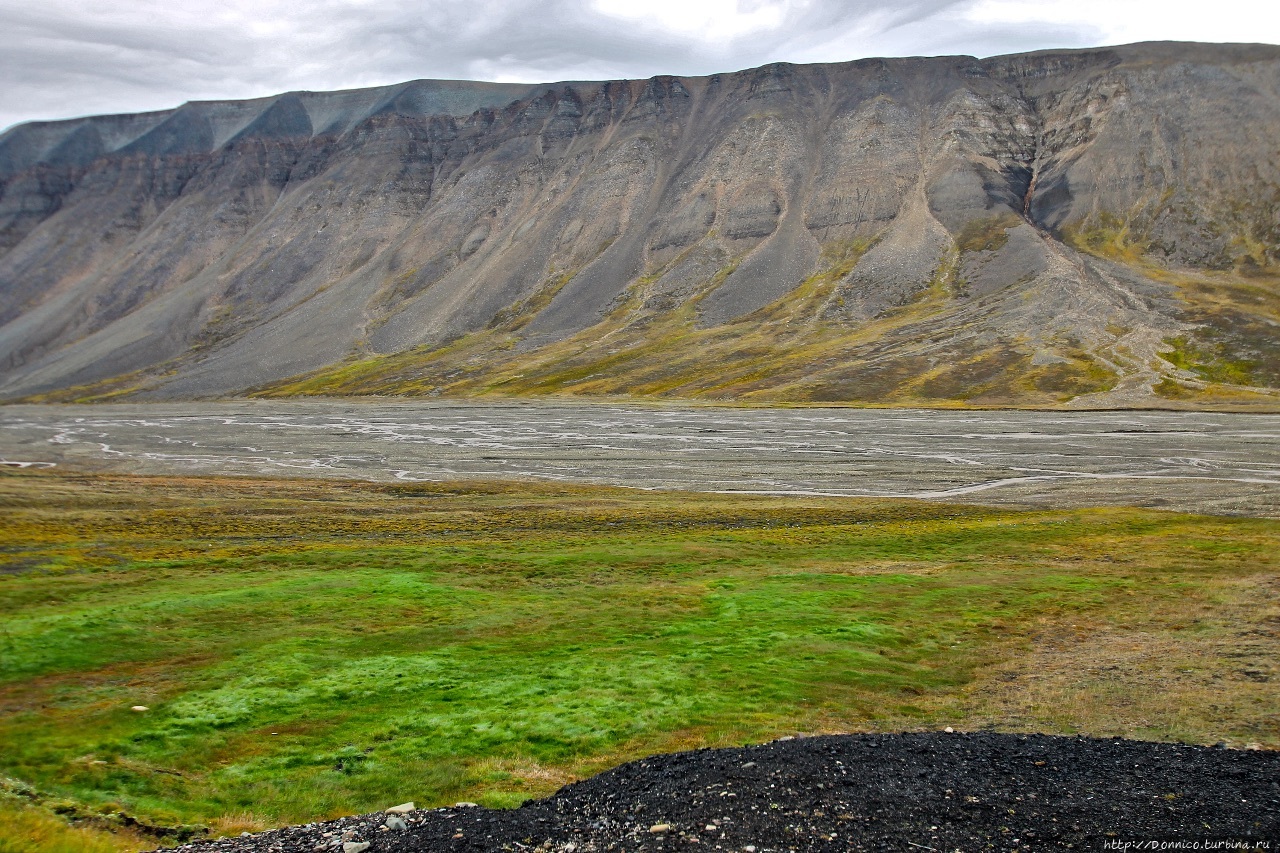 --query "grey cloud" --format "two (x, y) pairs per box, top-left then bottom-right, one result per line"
(0, 0), (1101, 131)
